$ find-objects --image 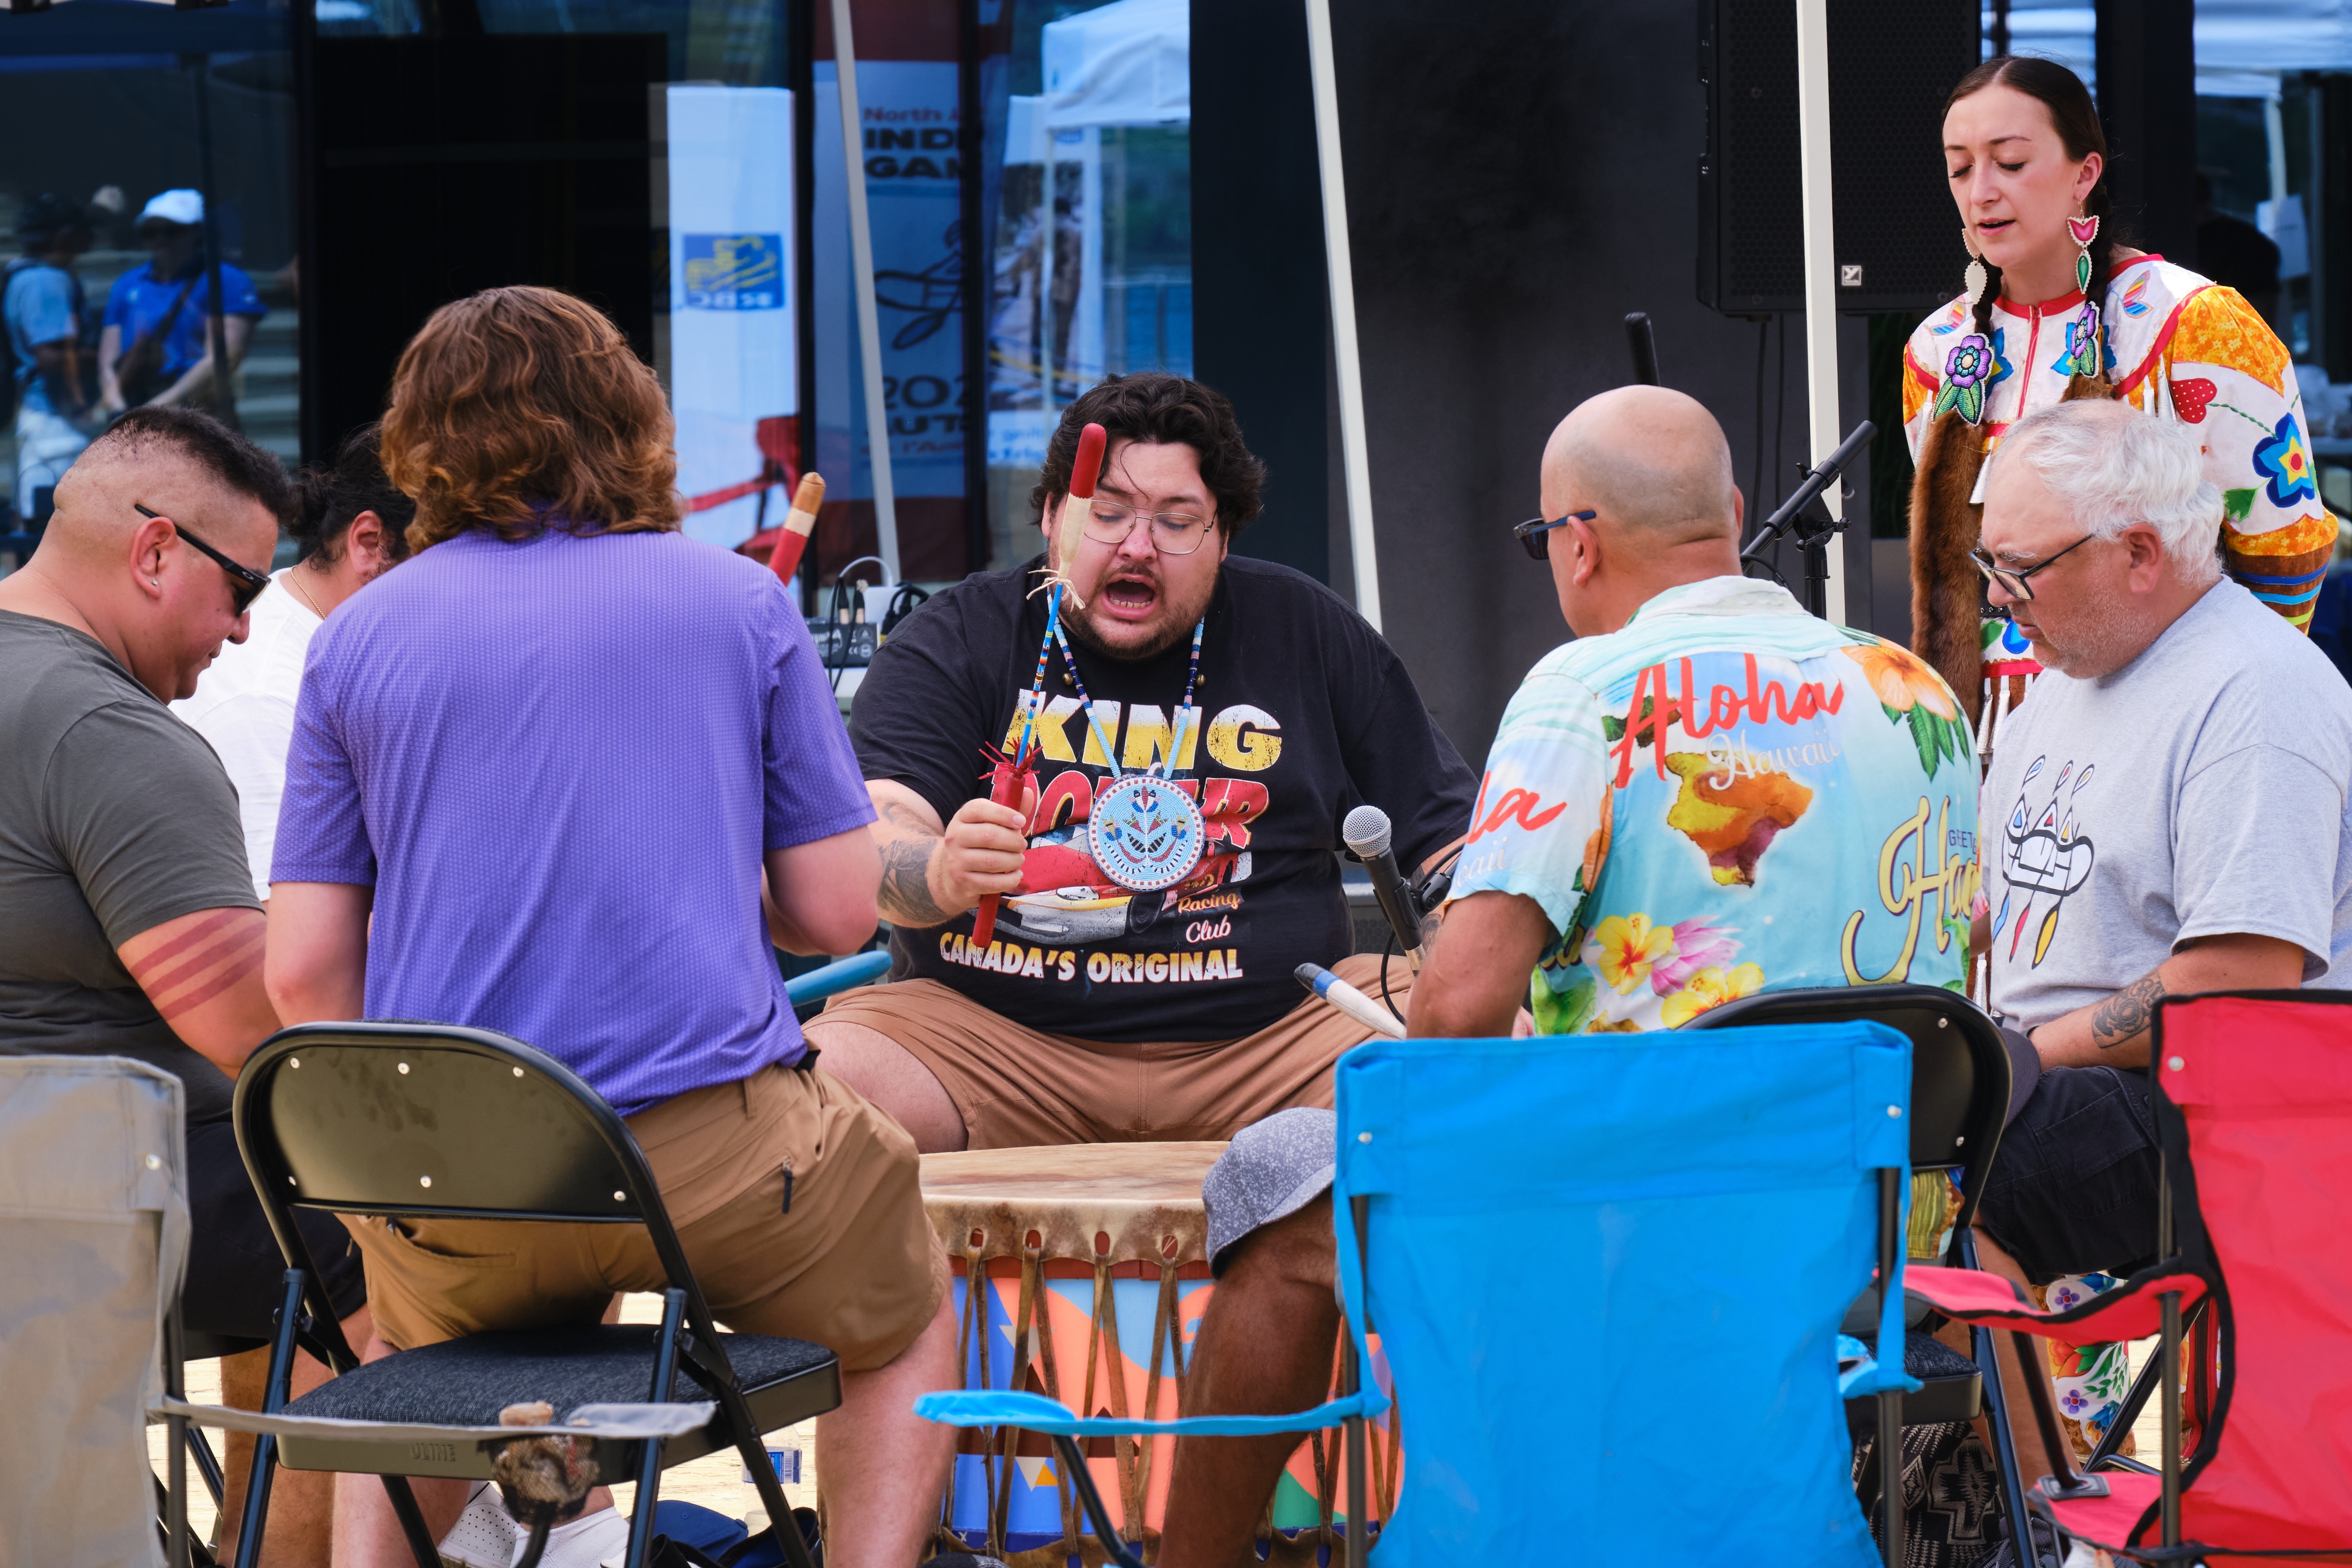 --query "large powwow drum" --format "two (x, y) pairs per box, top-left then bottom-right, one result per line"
(921, 1144), (1399, 1566)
